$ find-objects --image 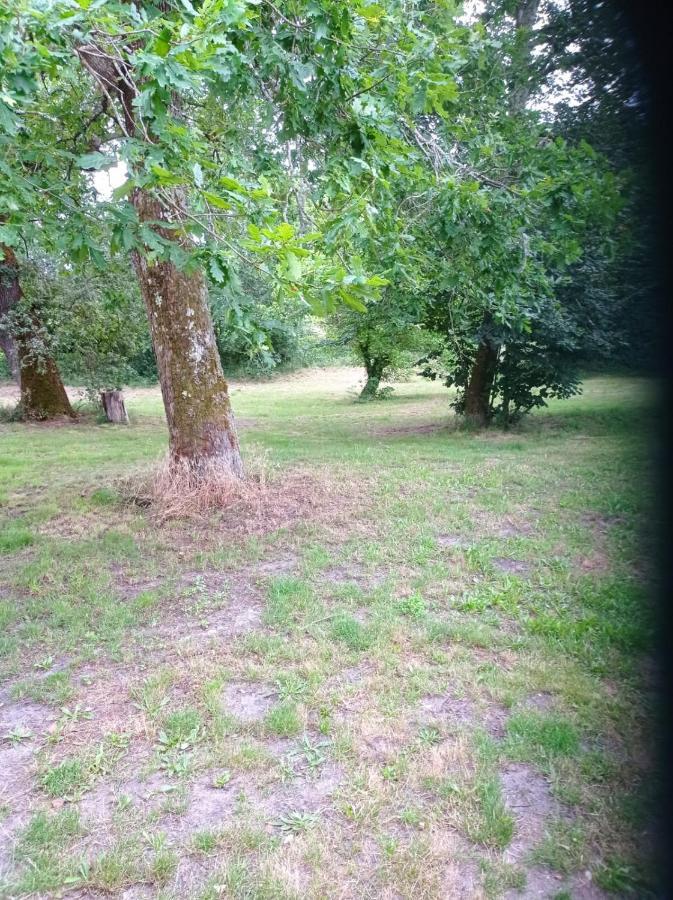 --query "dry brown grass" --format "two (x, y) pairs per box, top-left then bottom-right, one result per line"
(123, 454), (270, 523)
(120, 453), (363, 534)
